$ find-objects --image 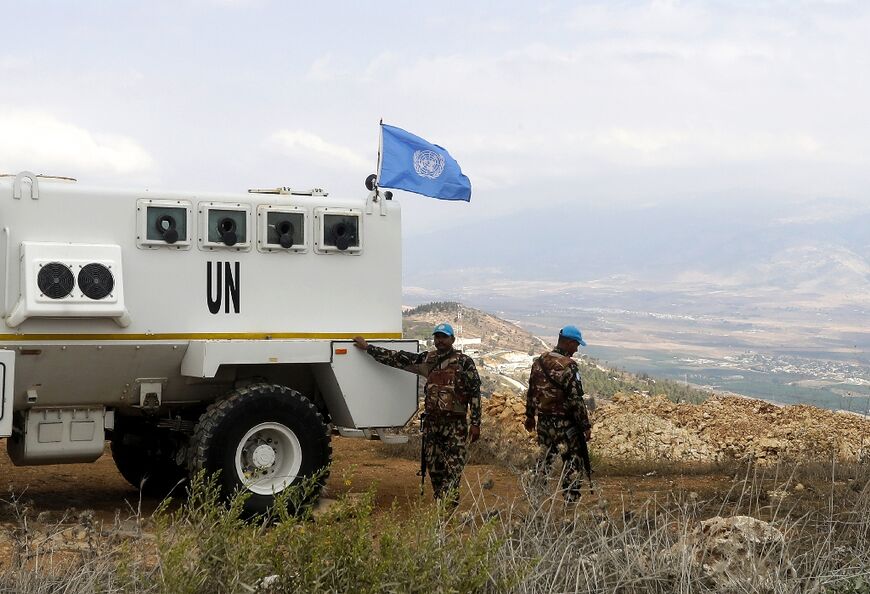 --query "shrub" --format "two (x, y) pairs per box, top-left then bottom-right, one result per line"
(122, 472), (511, 593)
